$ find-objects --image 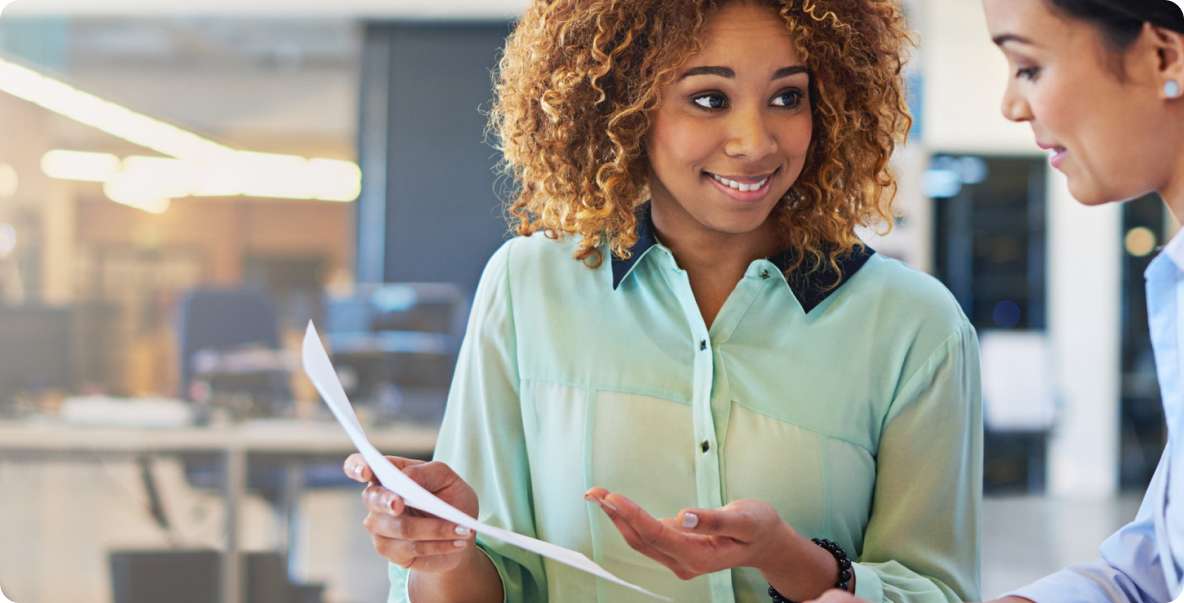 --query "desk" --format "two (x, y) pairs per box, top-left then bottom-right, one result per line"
(0, 419), (437, 603)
